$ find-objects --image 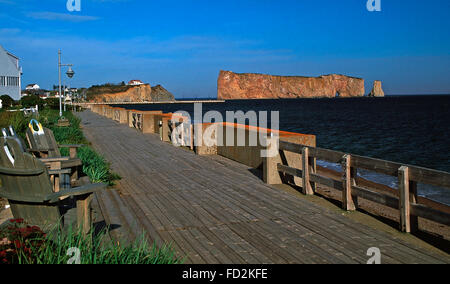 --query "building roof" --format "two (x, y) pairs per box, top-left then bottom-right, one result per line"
(128, 79), (144, 84)
(0, 45), (21, 75)
(6, 51), (19, 60)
